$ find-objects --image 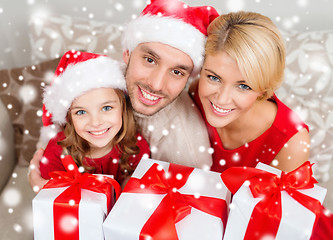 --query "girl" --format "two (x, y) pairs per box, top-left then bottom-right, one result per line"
(191, 11), (310, 173)
(39, 50), (150, 185)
